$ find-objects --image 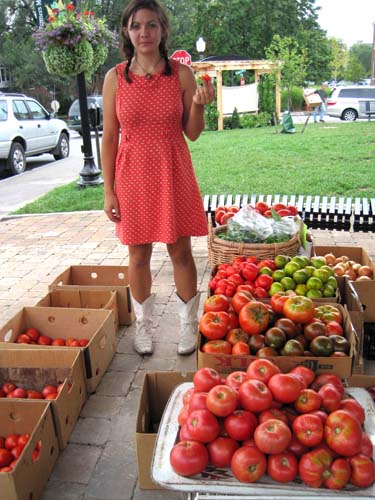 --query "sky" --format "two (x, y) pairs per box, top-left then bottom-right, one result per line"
(316, 0), (375, 47)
